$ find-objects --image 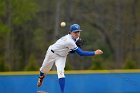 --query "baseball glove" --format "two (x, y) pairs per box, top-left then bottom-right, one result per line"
(69, 38), (84, 54)
(76, 38), (84, 48)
